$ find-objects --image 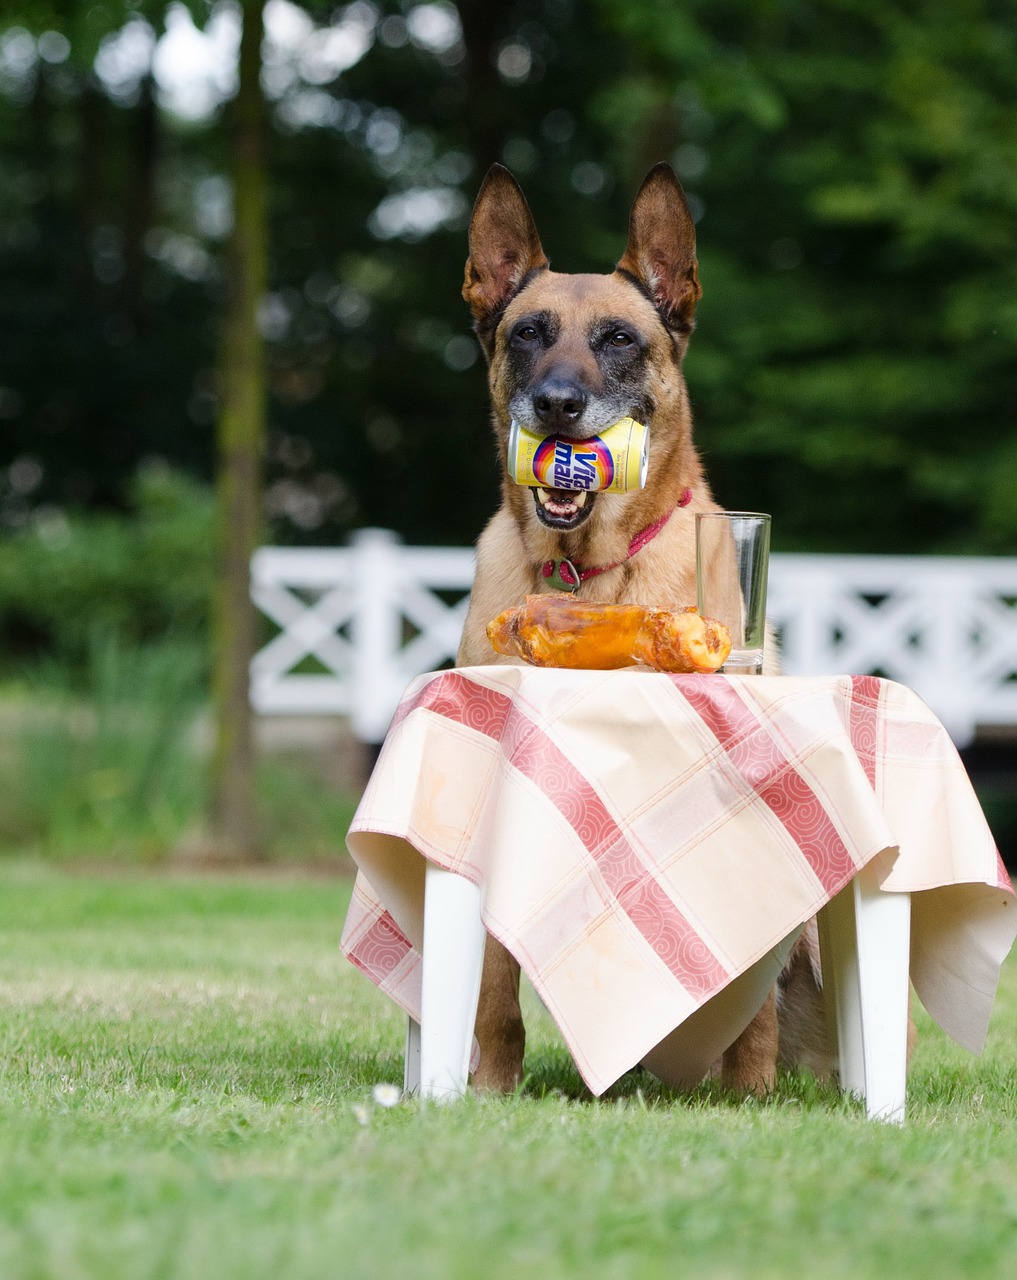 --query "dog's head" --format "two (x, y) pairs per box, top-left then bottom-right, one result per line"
(463, 164), (702, 539)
